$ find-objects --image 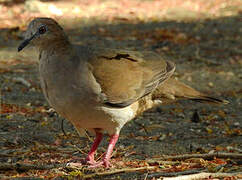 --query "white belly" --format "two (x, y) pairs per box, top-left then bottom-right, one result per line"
(64, 103), (136, 135)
